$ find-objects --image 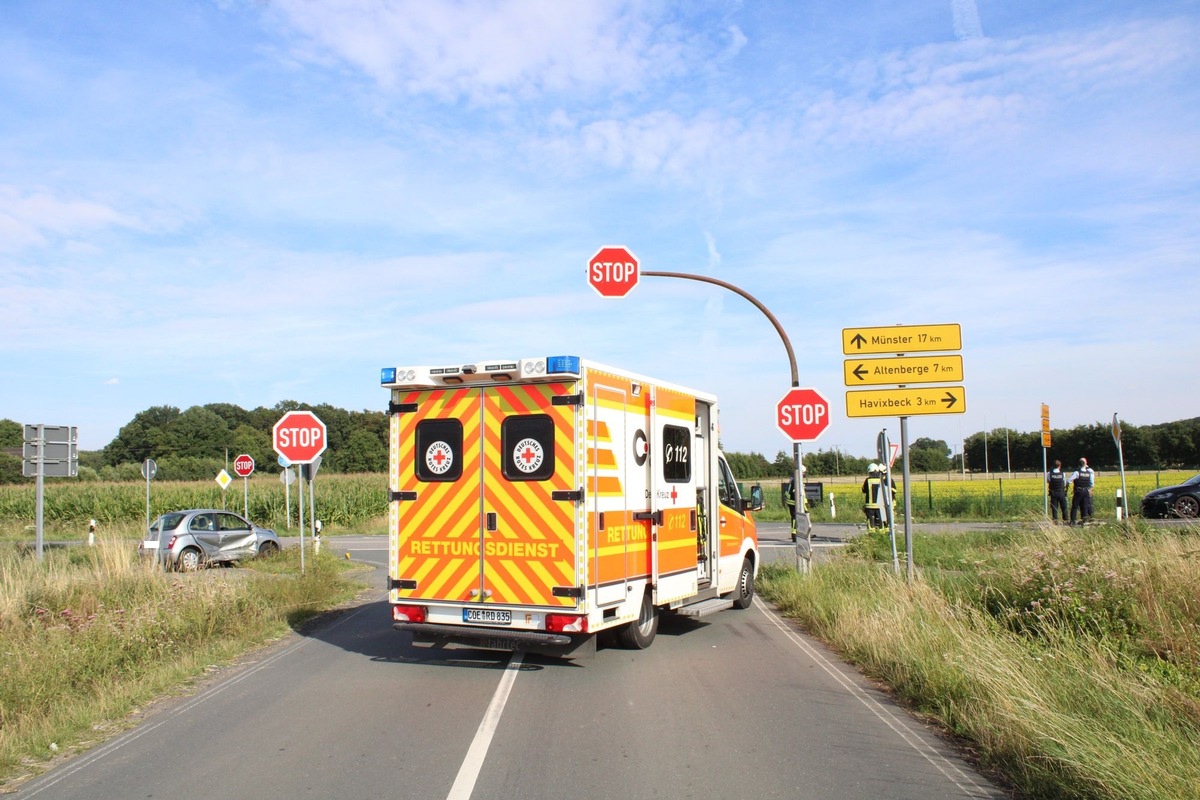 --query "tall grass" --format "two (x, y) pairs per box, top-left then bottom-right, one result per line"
(0, 537), (361, 787)
(758, 521), (1200, 799)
